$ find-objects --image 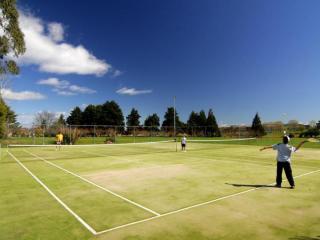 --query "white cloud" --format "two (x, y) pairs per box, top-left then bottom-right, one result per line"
(48, 22), (64, 42)
(1, 88), (46, 100)
(116, 87), (152, 96)
(38, 77), (69, 88)
(37, 77), (96, 95)
(18, 12), (111, 76)
(69, 85), (96, 94)
(112, 69), (123, 78)
(52, 89), (76, 96)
